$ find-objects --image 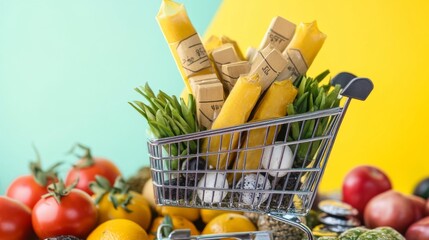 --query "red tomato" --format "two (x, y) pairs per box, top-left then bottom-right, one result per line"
(32, 188), (98, 239)
(6, 175), (52, 209)
(0, 196), (34, 240)
(66, 157), (121, 195)
(342, 165), (392, 217)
